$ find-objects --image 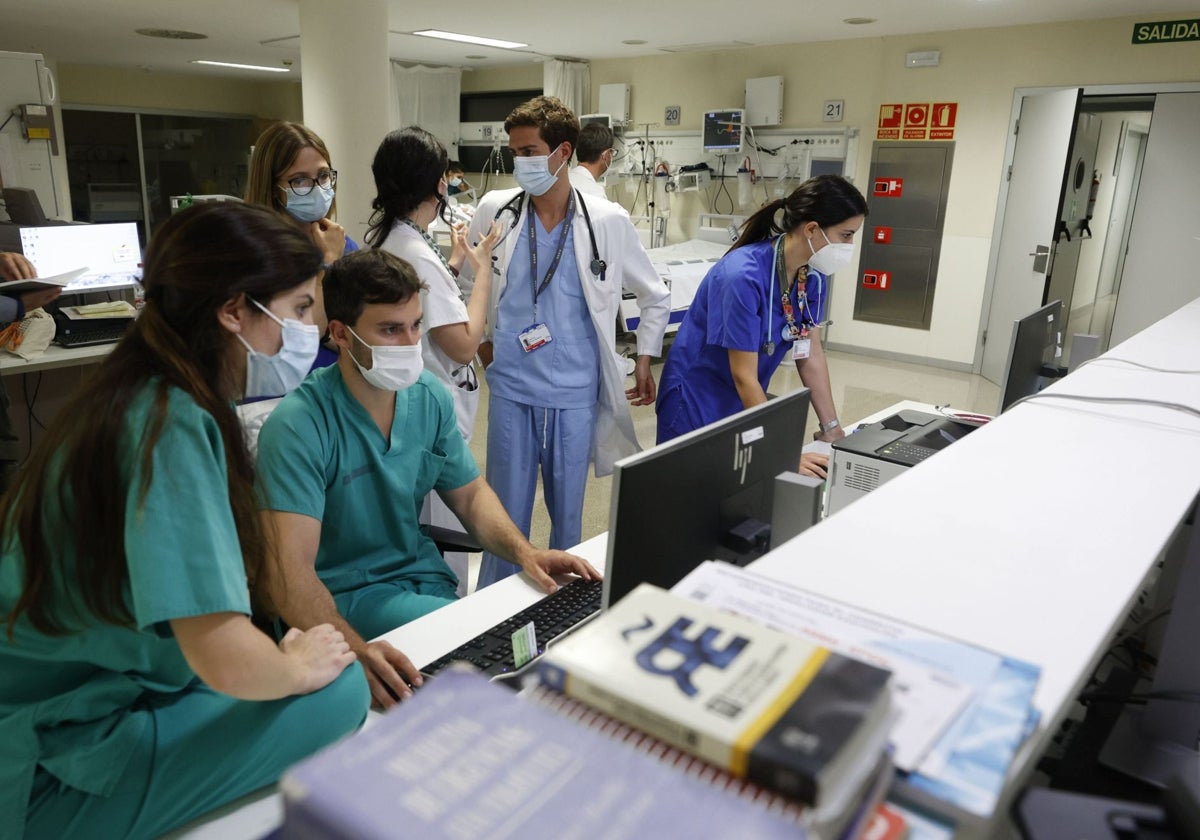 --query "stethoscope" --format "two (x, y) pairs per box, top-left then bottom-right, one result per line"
(493, 190), (607, 281)
(762, 235), (821, 355)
